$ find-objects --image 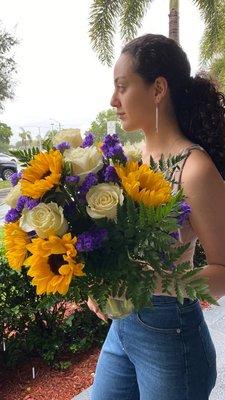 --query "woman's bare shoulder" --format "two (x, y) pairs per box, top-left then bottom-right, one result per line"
(181, 148), (223, 193)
